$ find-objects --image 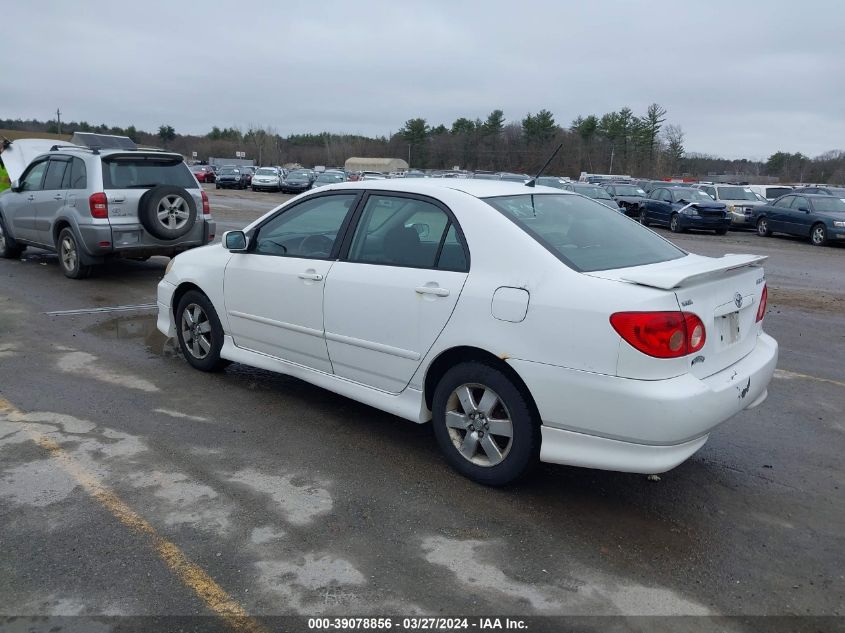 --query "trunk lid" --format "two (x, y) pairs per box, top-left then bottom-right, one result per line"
(590, 254), (767, 379)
